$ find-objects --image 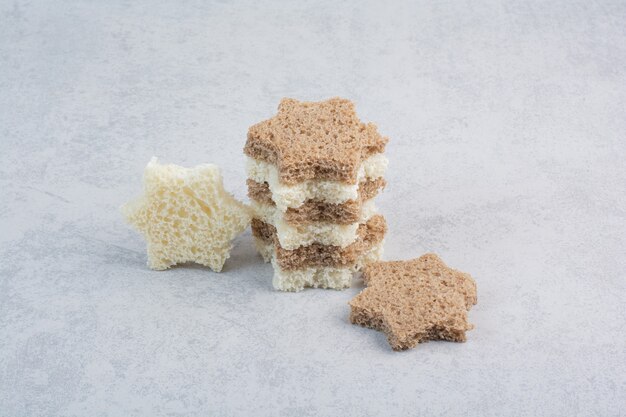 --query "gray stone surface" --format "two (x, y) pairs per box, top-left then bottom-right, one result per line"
(1, 0), (625, 416)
